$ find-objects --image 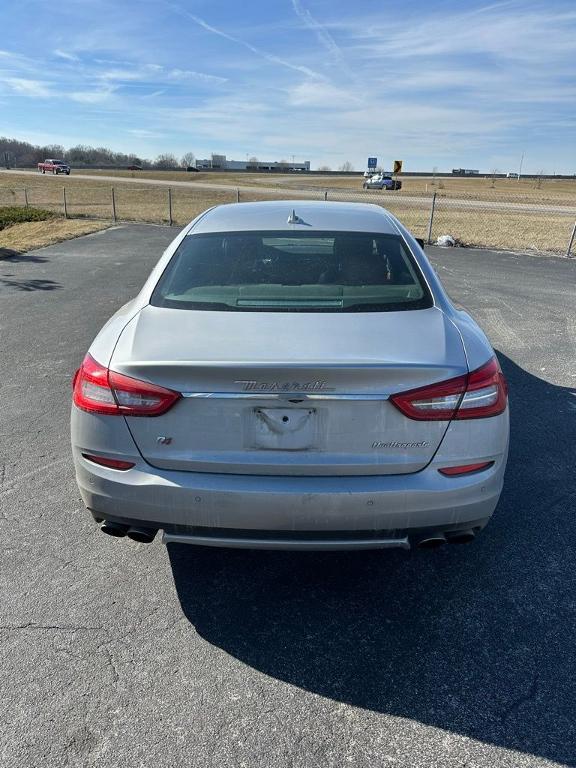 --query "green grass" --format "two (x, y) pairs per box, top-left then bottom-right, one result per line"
(0, 206), (56, 231)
